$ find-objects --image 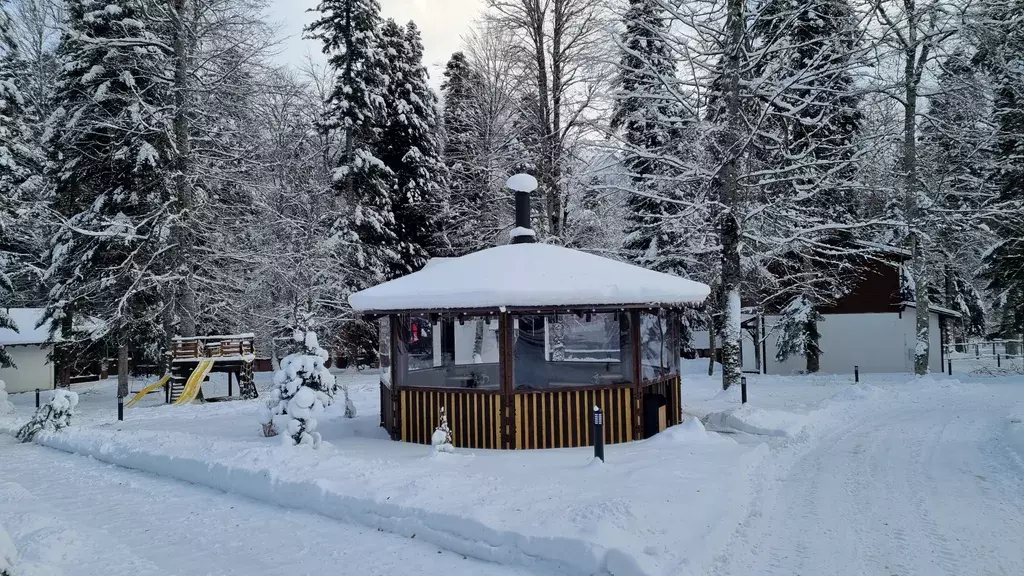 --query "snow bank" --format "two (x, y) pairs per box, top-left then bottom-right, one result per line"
(704, 406), (808, 437)
(25, 422), (765, 576)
